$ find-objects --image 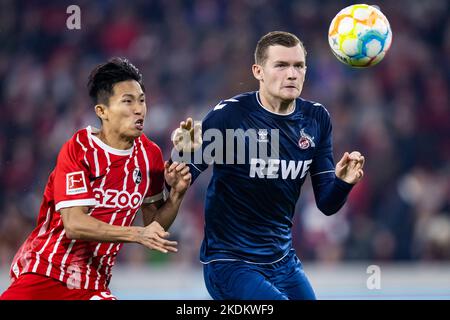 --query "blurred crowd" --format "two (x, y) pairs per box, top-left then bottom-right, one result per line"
(0, 0), (449, 270)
